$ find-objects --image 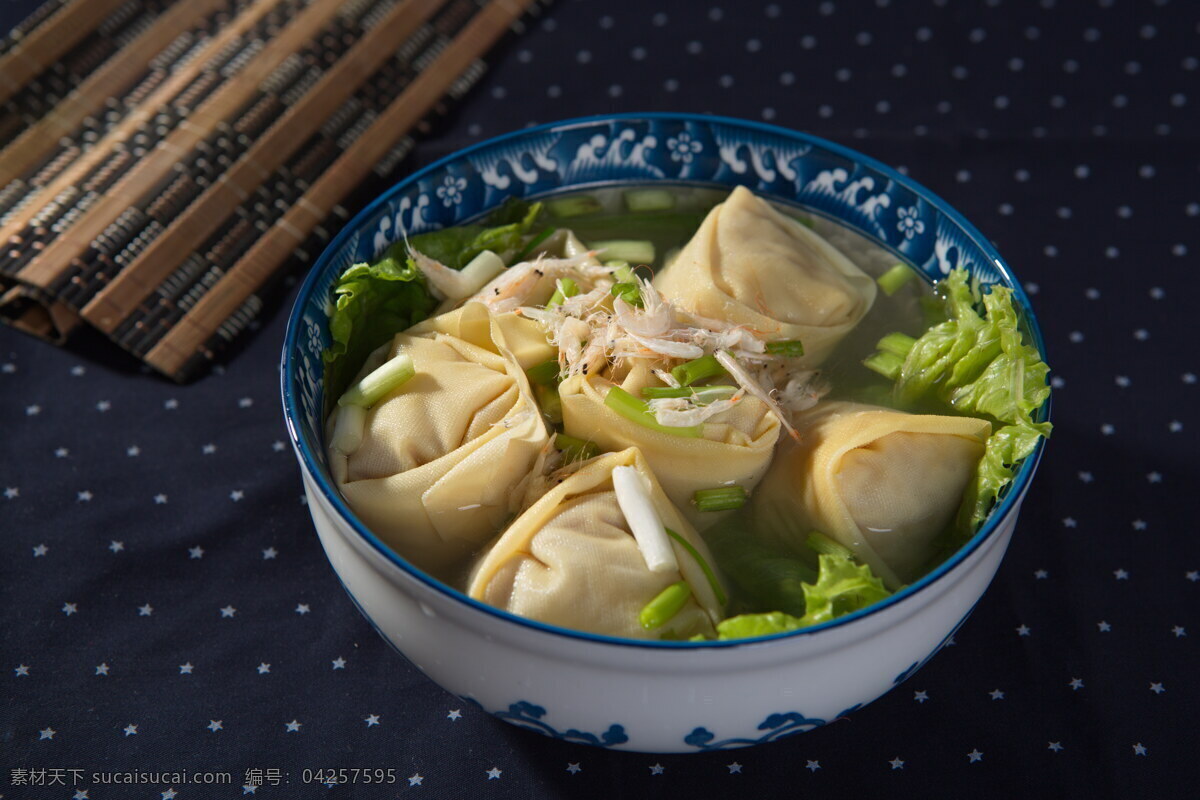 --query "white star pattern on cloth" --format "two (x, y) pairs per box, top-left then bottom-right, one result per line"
(486, 767), (502, 780)
(1098, 621), (1112, 632)
(1132, 520), (1147, 530)
(189, 546), (204, 559)
(1062, 517), (1077, 528)
(208, 720), (222, 732)
(62, 602), (77, 616)
(70, 365), (85, 376)
(332, 657), (346, 670)
(154, 494), (168, 504)
(1077, 471), (1093, 483)
(408, 774), (423, 786)
(285, 720), (301, 732)
(6, 487), (20, 500)
(123, 724), (138, 736)
(74, 791), (88, 799)
(1187, 571), (1199, 582)
(272, 440), (286, 452)
(15, 664), (30, 676)
(201, 443), (217, 455)
(262, 547), (278, 559)
(365, 714), (380, 726)
(726, 762), (742, 773)
(1070, 678), (1085, 690)
(39, 727), (55, 739)
(77, 490), (93, 502)
(95, 663), (109, 675)
(1114, 569), (1129, 580)
(96, 400), (111, 412)
(109, 541), (124, 553)
(1100, 423), (1115, 435)
(179, 663), (194, 674)
(889, 757), (904, 769)
(1048, 742), (1064, 752)
(230, 490), (245, 501)
(242, 786), (257, 795)
(32, 543), (47, 556)
(989, 689), (1005, 700)
(295, 604), (310, 614)
(566, 763), (581, 774)
(1147, 472), (1163, 483)
(1150, 682), (1165, 694)
(220, 606), (236, 618)
(1132, 743), (1147, 755)
(1114, 376), (1130, 388)
(806, 760), (821, 772)
(649, 764), (665, 775)
(1016, 625), (1031, 636)
(1, 362), (14, 373)
(162, 790), (177, 799)
(1035, 569), (1049, 579)
(126, 445), (140, 456)
(1183, 373), (1197, 384)
(238, 397), (254, 408)
(1172, 626), (1186, 637)
(164, 399), (178, 409)
(1168, 420), (1184, 432)
(138, 604), (153, 616)
(26, 404), (40, 415)
(55, 447), (68, 457)
(967, 749), (983, 763)
(446, 708), (461, 720)
(914, 690), (928, 703)
(257, 663), (270, 674)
